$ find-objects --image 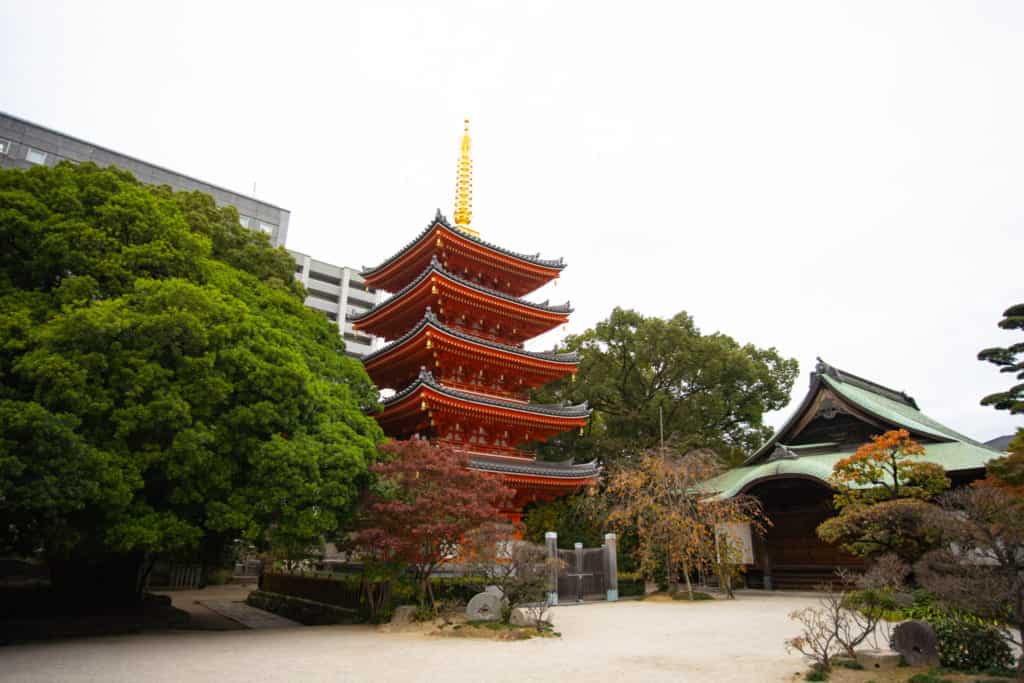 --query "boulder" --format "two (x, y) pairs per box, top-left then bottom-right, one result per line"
(509, 605), (549, 628)
(390, 605), (418, 626)
(854, 649), (902, 671)
(465, 592), (502, 622)
(892, 620), (940, 667)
